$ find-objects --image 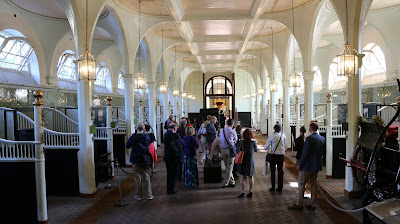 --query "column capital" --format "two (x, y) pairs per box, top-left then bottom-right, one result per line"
(295, 96), (299, 104)
(139, 99), (143, 106)
(122, 73), (134, 78)
(282, 80), (290, 87)
(326, 93), (332, 103)
(278, 98), (281, 104)
(302, 71), (315, 81)
(157, 100), (160, 106)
